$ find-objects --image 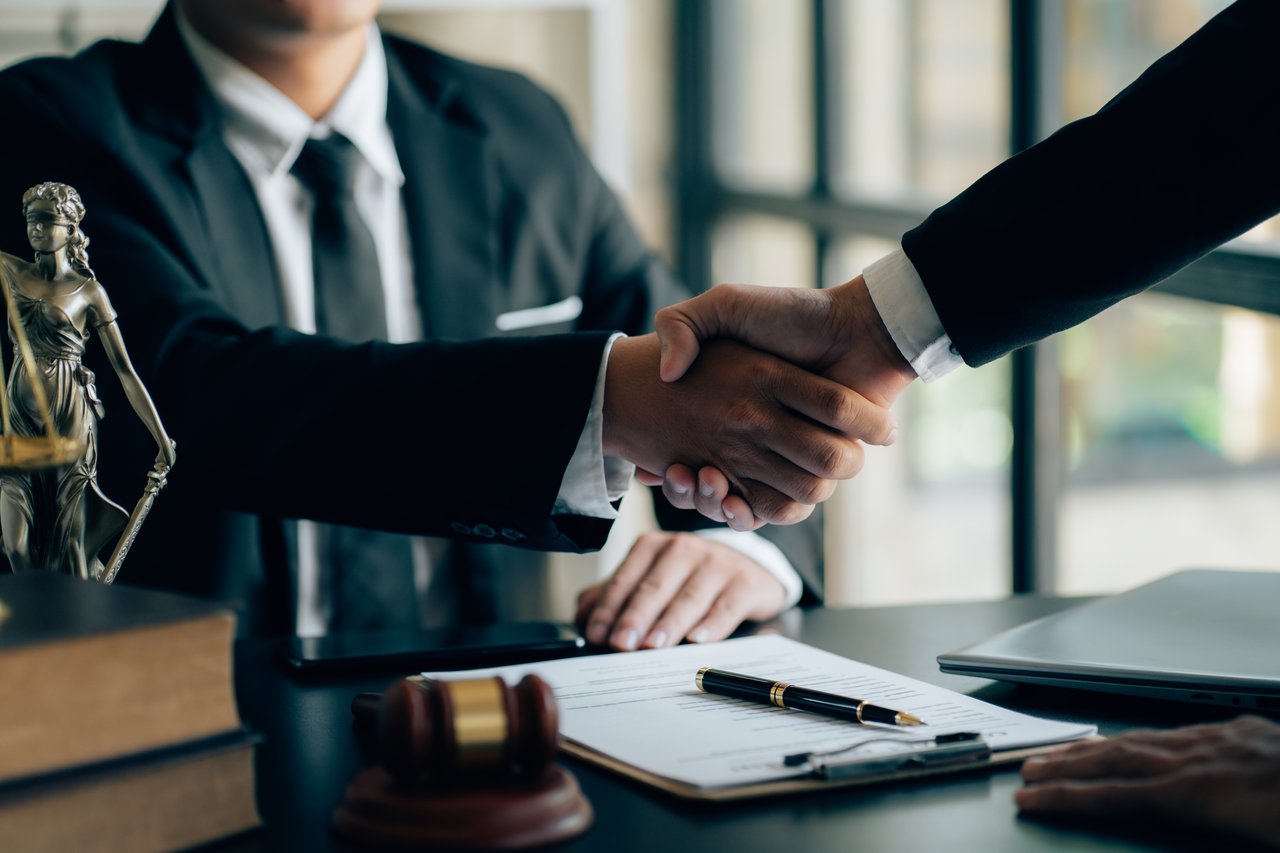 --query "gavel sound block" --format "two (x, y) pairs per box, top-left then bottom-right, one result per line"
(333, 674), (593, 850)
